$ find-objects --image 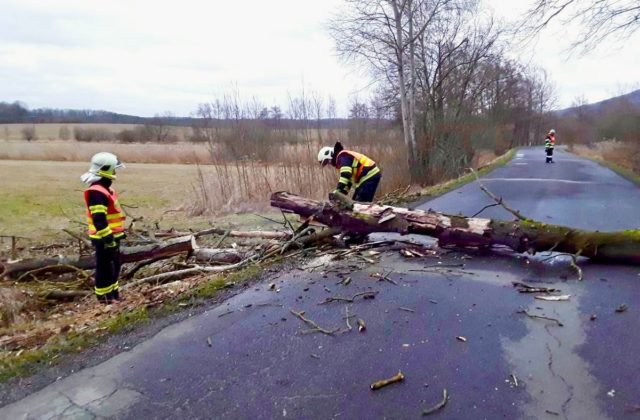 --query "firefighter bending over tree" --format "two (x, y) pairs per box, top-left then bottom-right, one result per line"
(317, 141), (382, 202)
(545, 129), (556, 163)
(81, 152), (126, 304)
